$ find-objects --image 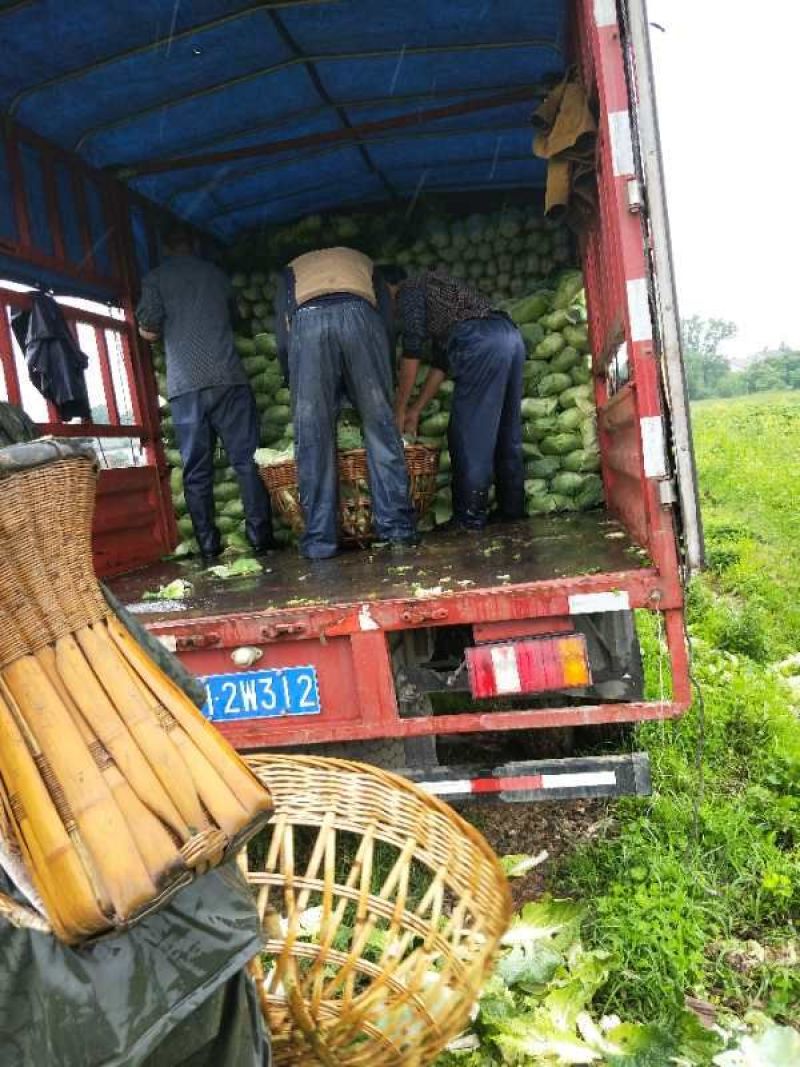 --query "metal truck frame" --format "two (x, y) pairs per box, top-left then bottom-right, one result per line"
(0, 0), (701, 801)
